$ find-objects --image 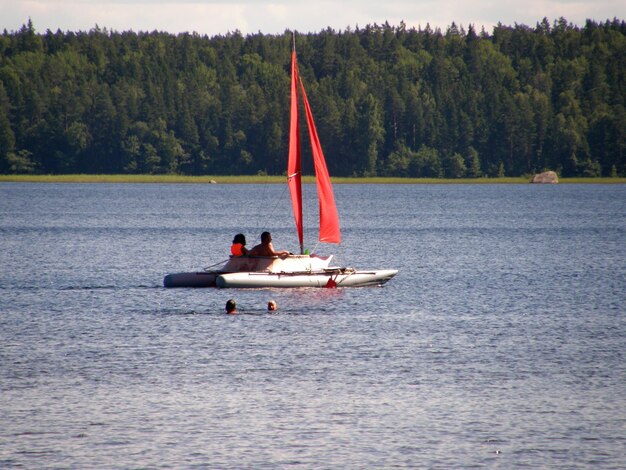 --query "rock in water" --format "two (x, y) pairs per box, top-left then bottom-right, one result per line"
(531, 171), (559, 184)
